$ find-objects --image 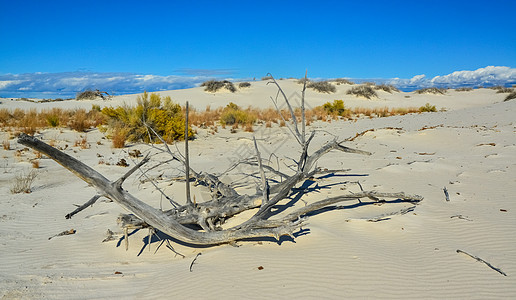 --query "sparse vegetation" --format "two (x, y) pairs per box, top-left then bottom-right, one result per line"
(495, 87), (514, 94)
(504, 91), (516, 101)
(414, 87), (447, 95)
(76, 89), (110, 100)
(346, 85), (378, 99)
(296, 78), (311, 85)
(200, 80), (237, 93)
(2, 140), (10, 150)
(419, 103), (437, 112)
(219, 102), (256, 126)
(0, 107), (104, 133)
(321, 100), (350, 117)
(455, 87), (473, 92)
(333, 78), (355, 85)
(261, 76), (273, 81)
(101, 92), (194, 144)
(238, 82), (251, 88)
(111, 128), (127, 148)
(45, 114), (60, 127)
(307, 81), (337, 93)
(10, 170), (38, 194)
(31, 159), (40, 169)
(374, 84), (400, 93)
(76, 90), (99, 100)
